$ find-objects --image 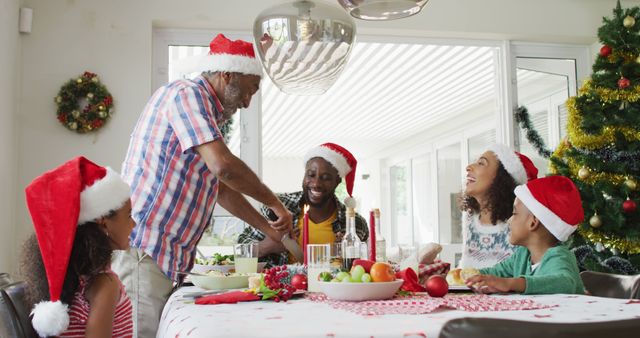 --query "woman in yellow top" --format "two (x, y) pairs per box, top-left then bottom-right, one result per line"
(238, 143), (369, 266)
